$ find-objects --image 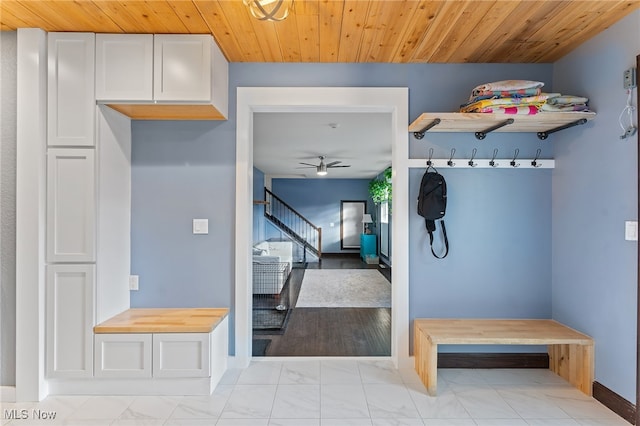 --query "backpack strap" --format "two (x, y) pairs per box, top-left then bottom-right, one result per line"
(426, 219), (449, 259)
